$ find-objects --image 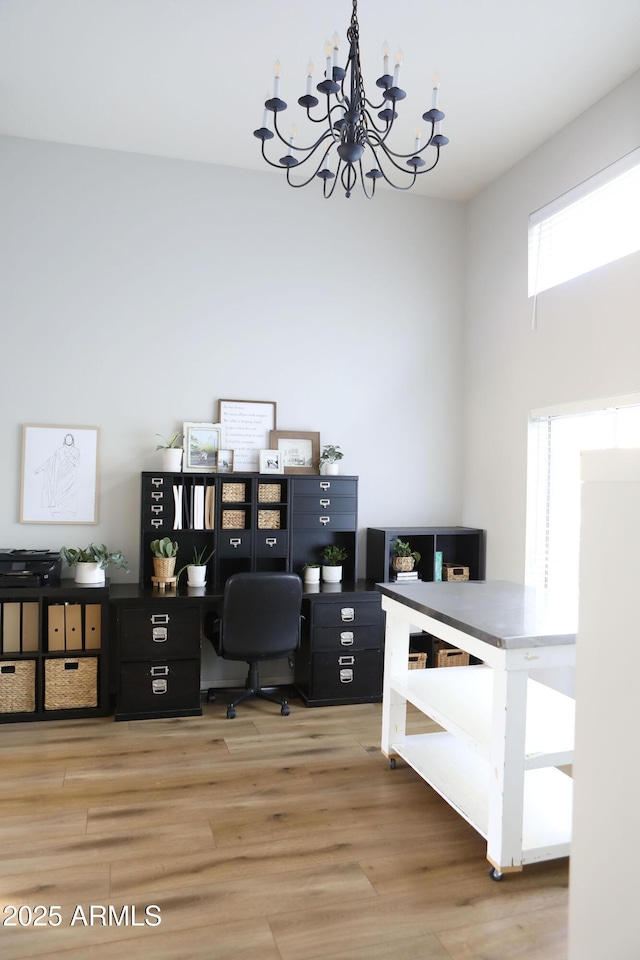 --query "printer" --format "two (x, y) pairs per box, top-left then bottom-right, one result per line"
(0, 549), (62, 587)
